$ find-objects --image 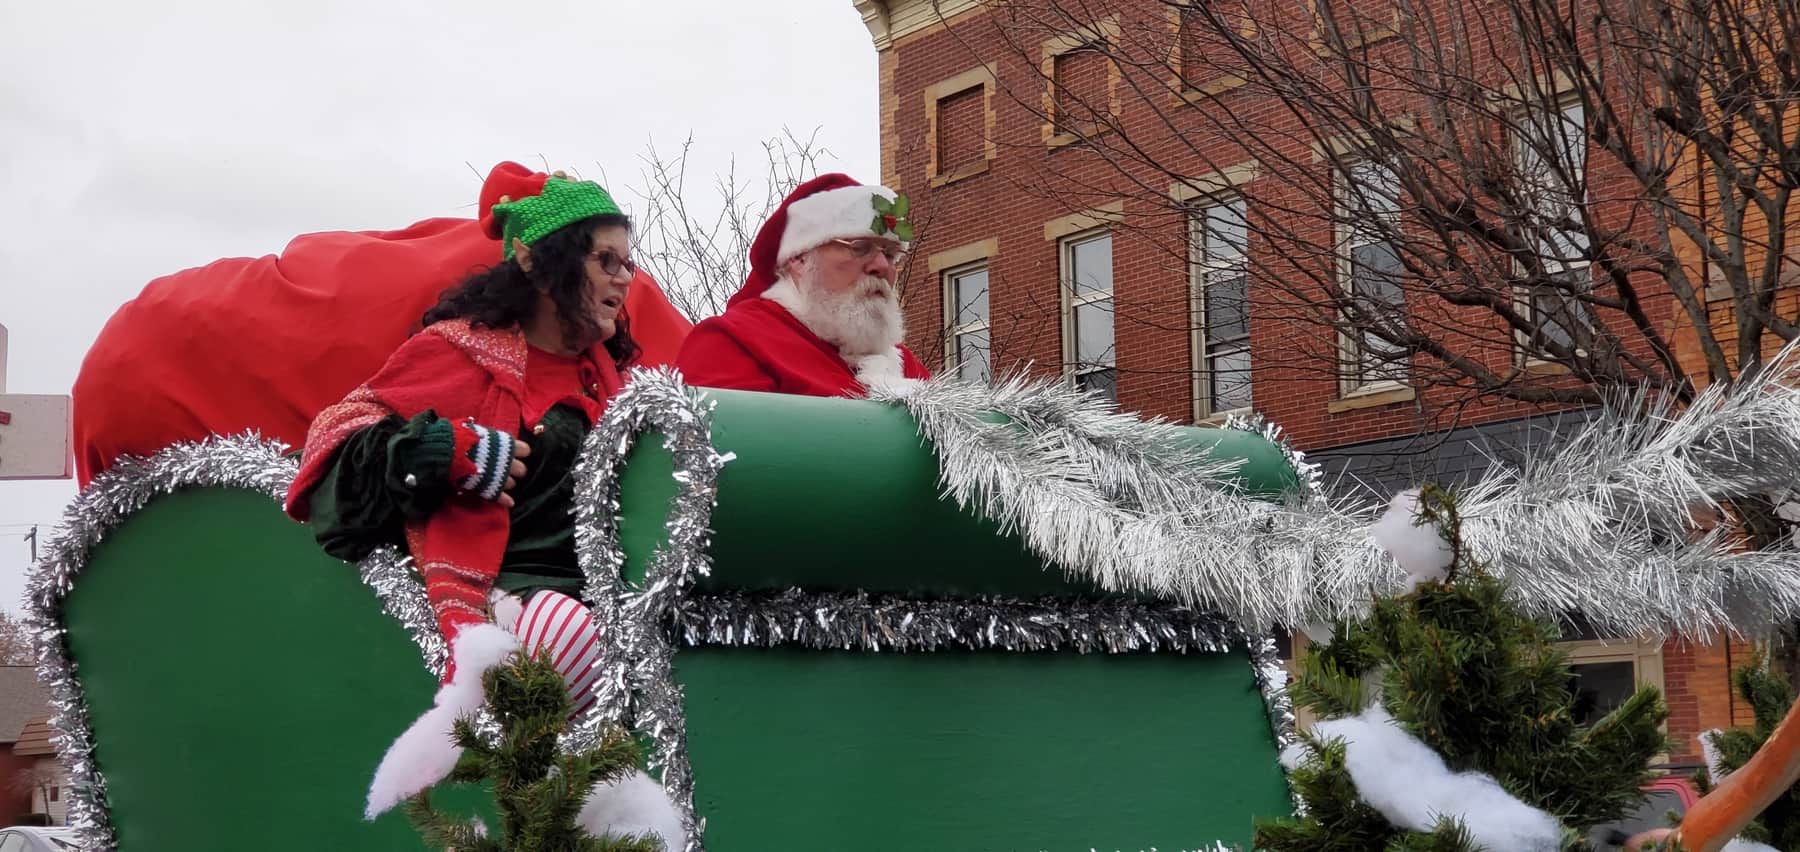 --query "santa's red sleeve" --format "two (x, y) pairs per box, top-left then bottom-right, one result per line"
(674, 319), (780, 392)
